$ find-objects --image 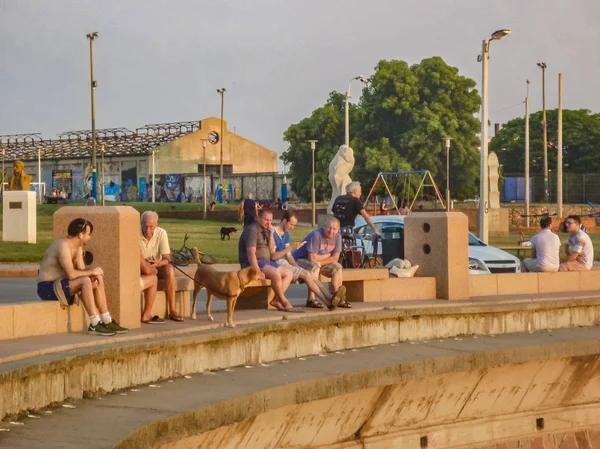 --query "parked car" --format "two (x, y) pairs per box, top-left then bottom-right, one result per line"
(353, 215), (521, 275)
